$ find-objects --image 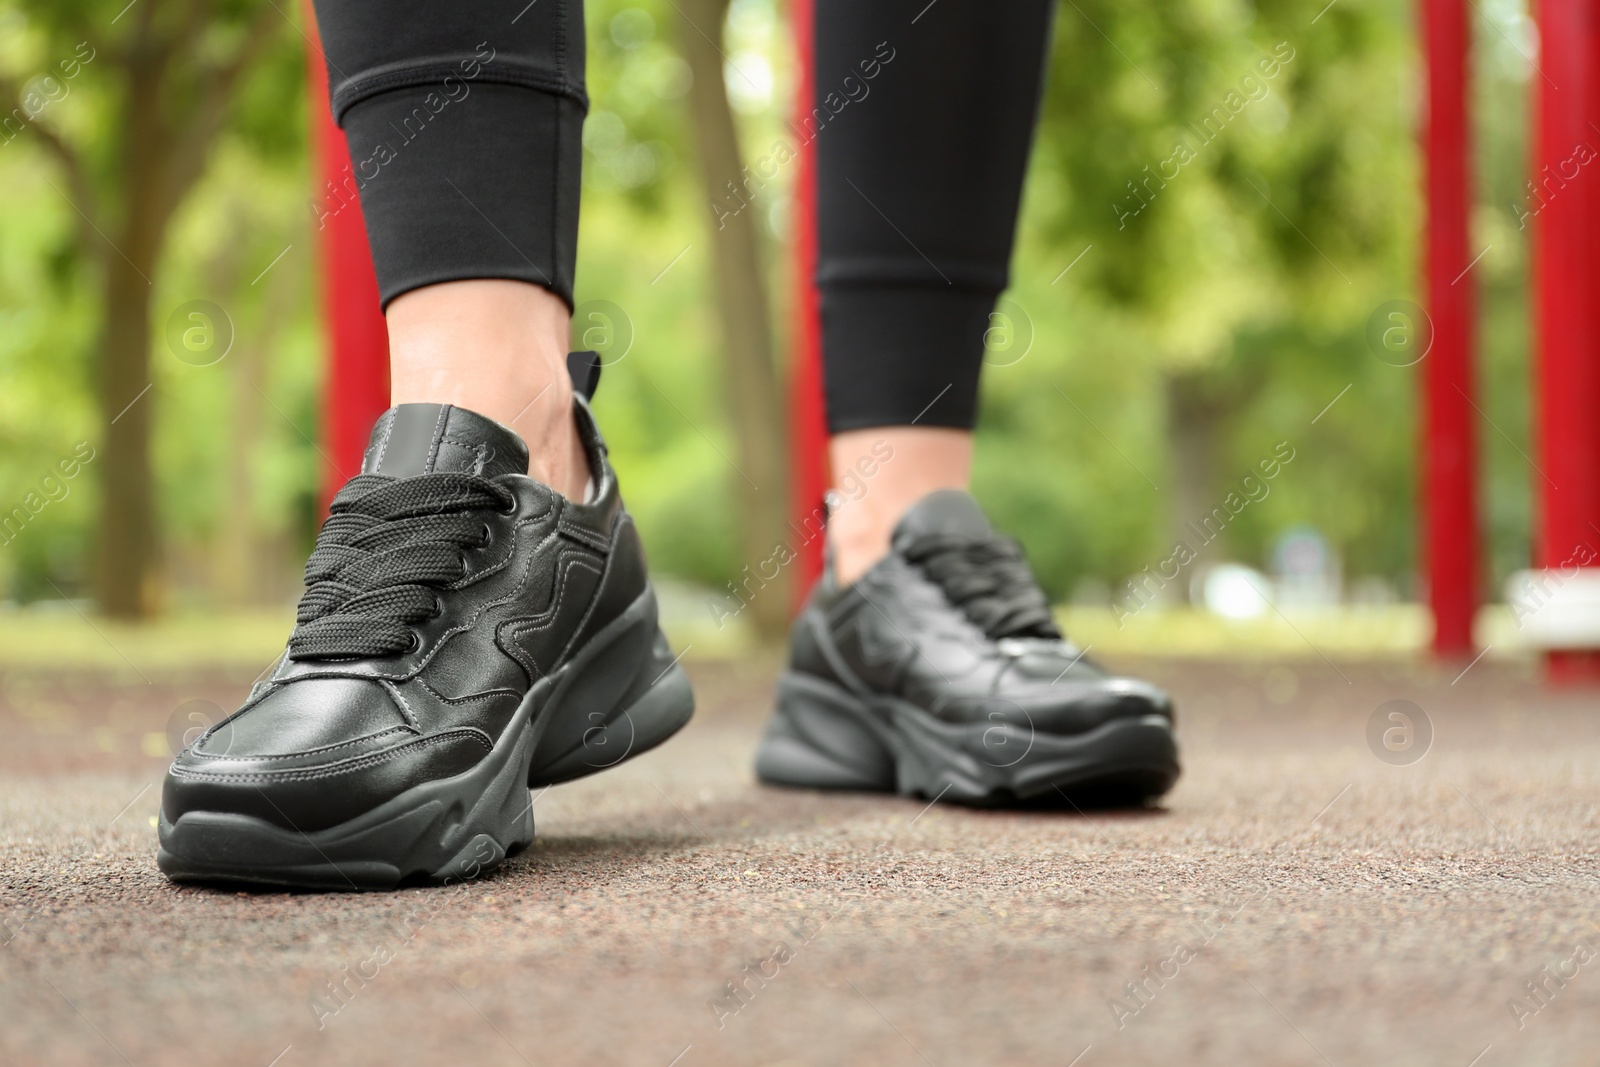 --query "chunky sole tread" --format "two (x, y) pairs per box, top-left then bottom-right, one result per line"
(754, 670), (1179, 806)
(157, 585), (692, 890)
